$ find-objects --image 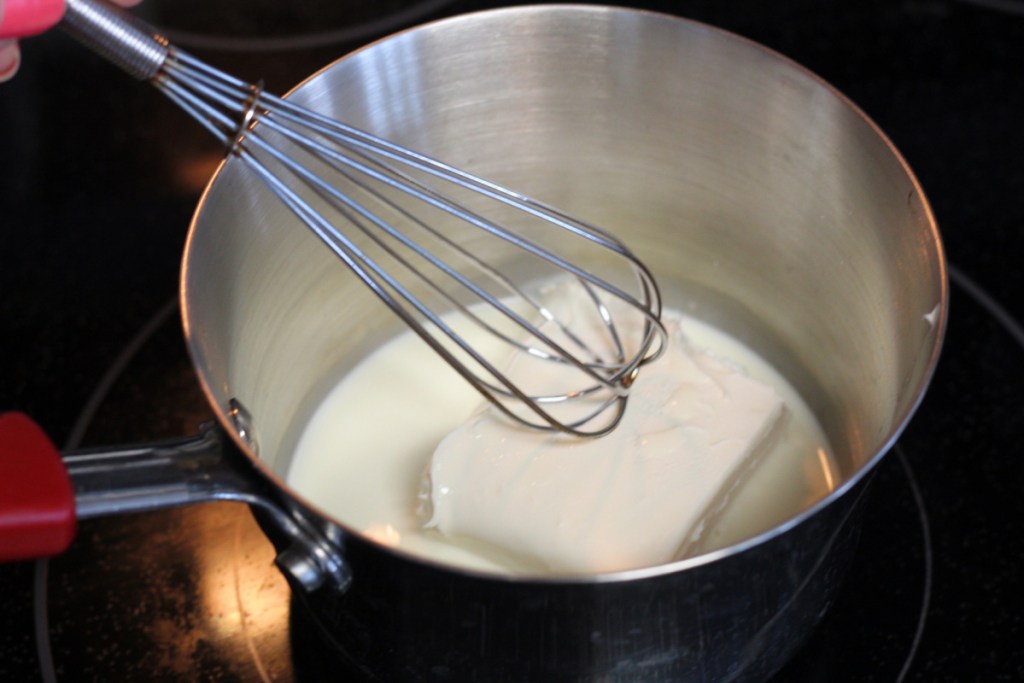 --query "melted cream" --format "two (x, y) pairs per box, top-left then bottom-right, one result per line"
(288, 306), (836, 575)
